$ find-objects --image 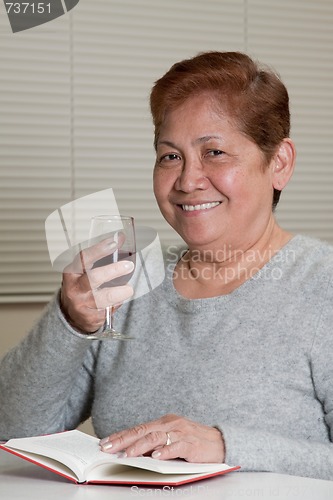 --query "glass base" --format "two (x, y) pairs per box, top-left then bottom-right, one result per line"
(85, 329), (134, 340)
